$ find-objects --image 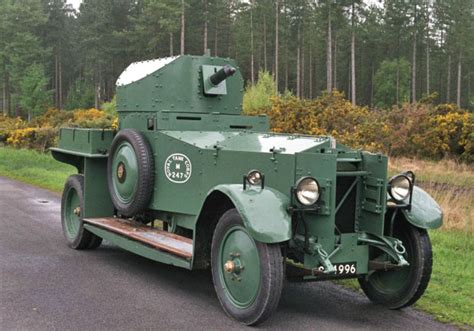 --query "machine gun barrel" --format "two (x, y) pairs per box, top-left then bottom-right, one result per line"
(209, 65), (236, 86)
